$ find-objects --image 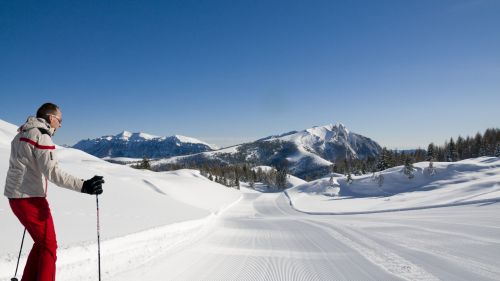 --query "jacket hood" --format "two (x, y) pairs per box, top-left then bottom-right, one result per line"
(18, 116), (53, 136)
